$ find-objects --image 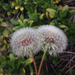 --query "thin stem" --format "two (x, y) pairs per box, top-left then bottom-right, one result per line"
(31, 55), (38, 75)
(38, 47), (48, 75)
(29, 48), (38, 75)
